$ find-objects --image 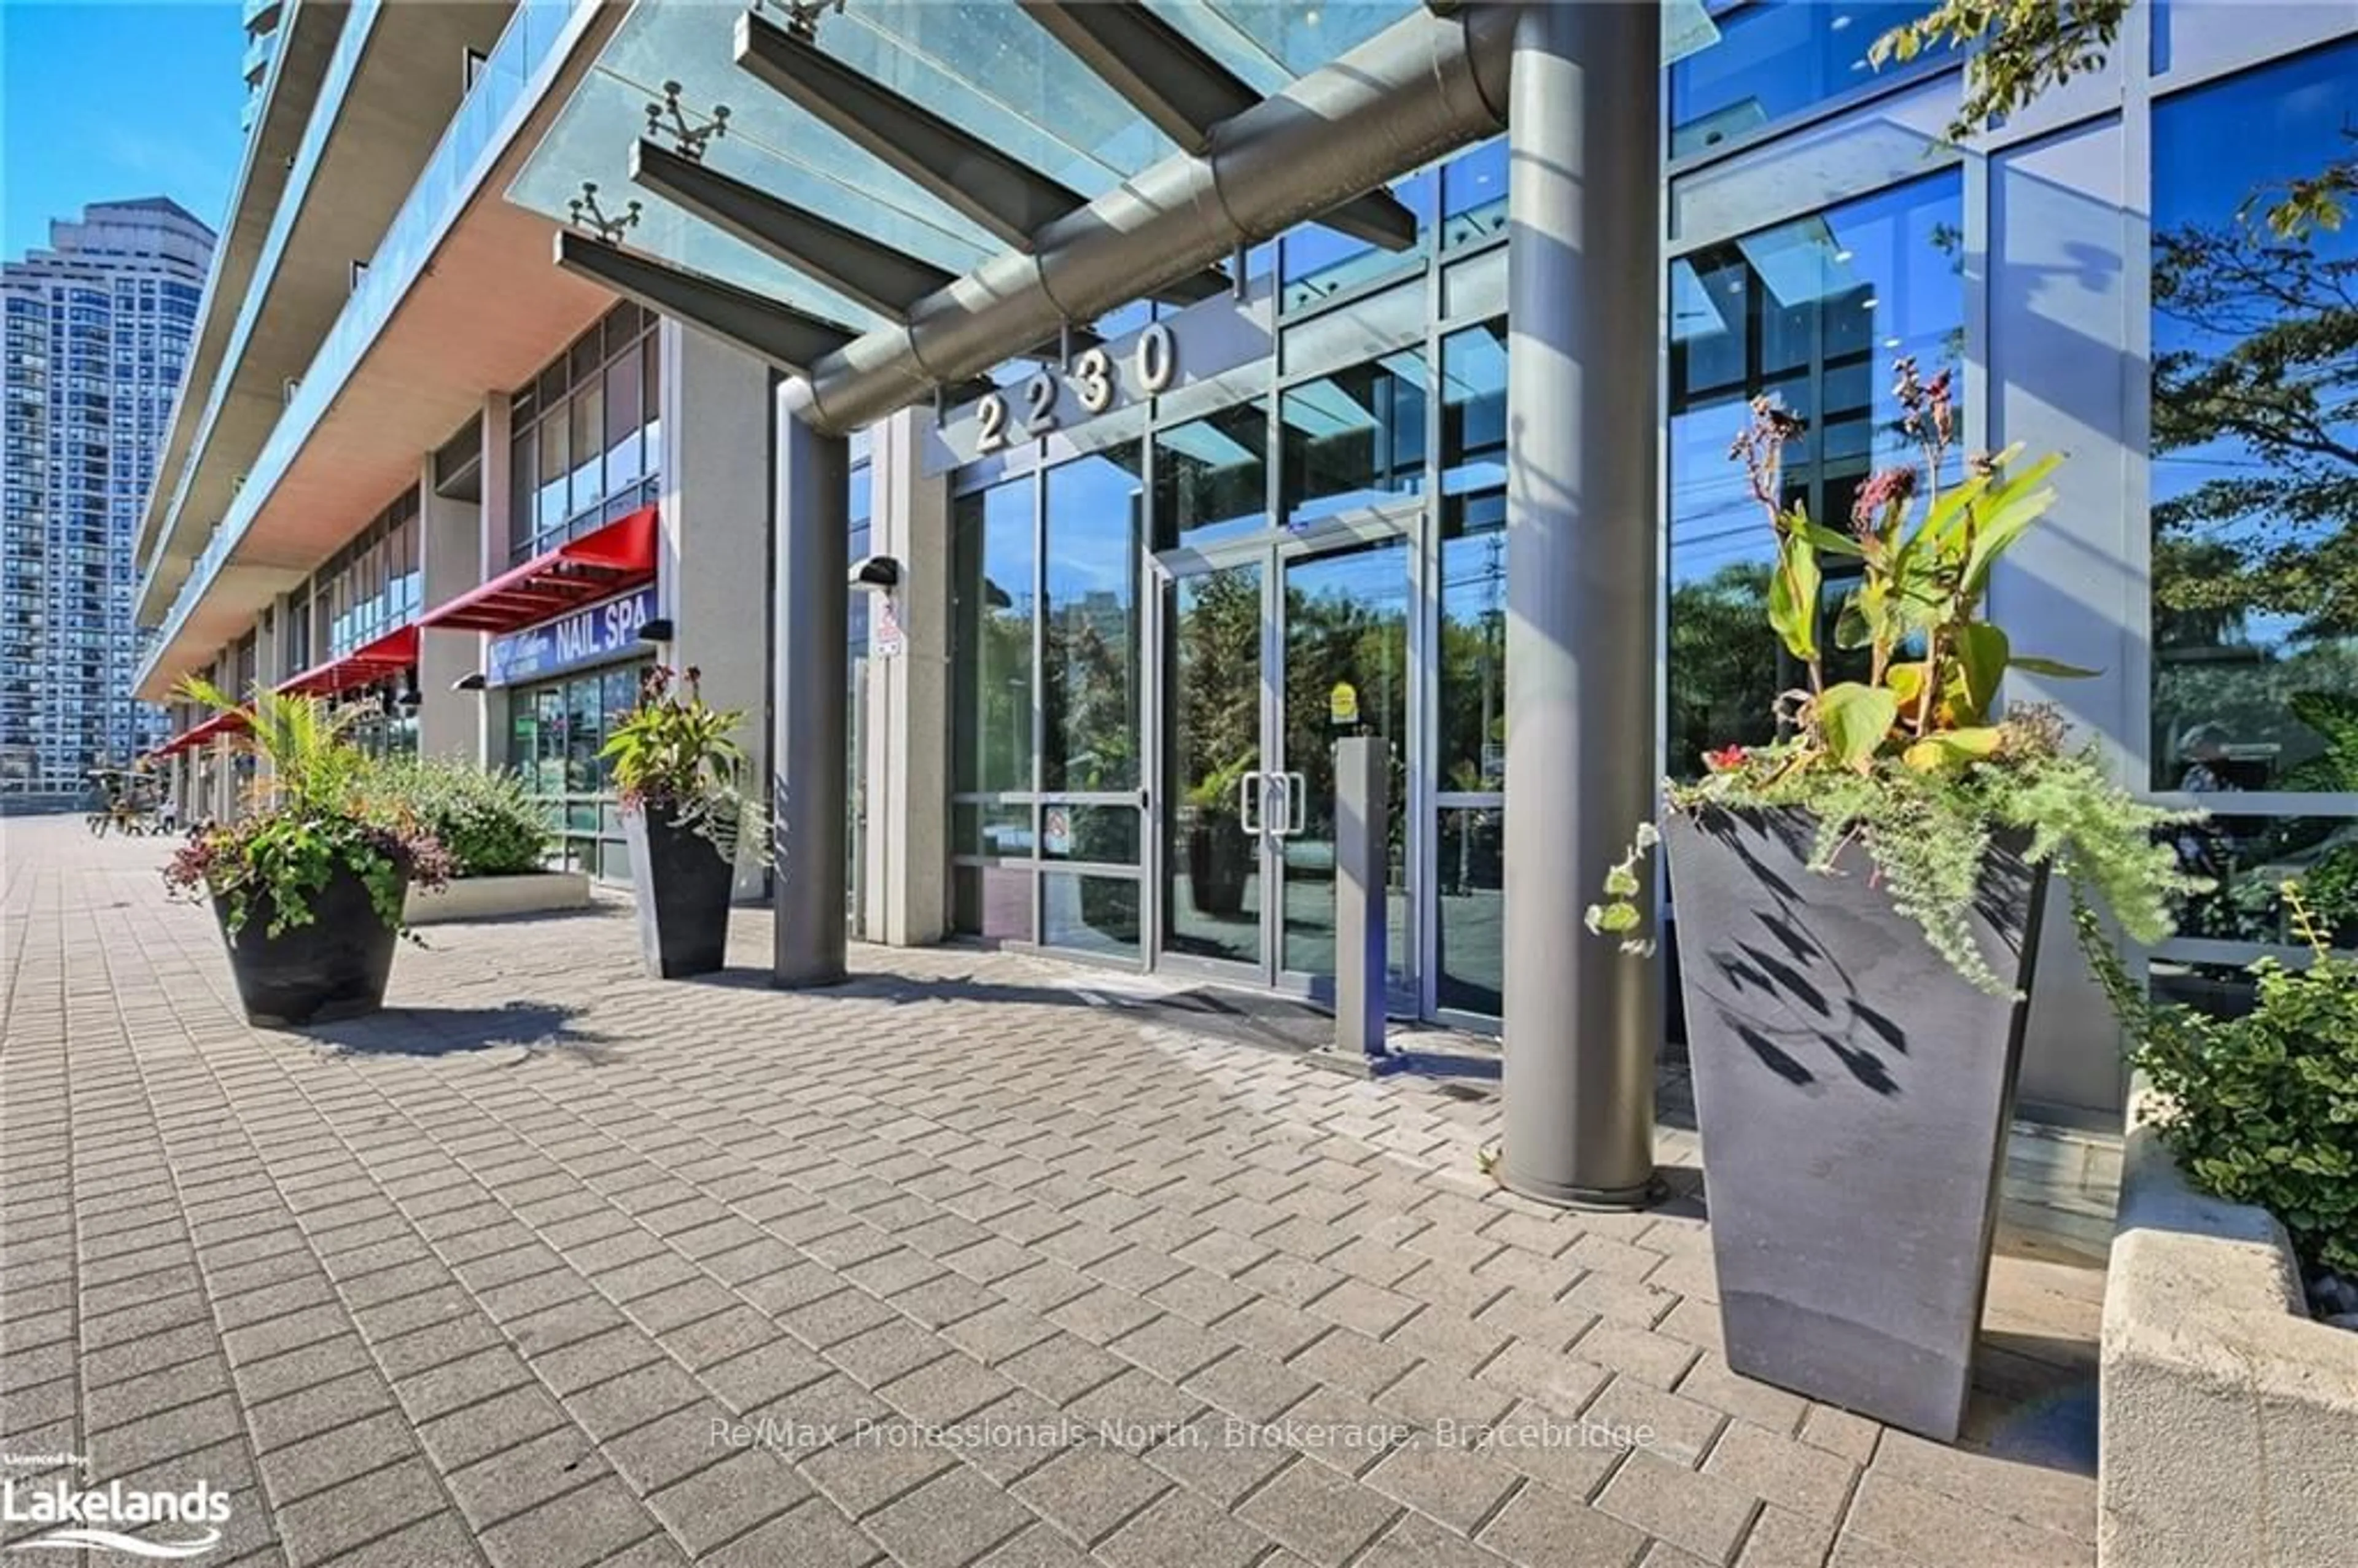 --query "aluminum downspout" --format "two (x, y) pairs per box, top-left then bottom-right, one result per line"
(796, 2), (1516, 434)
